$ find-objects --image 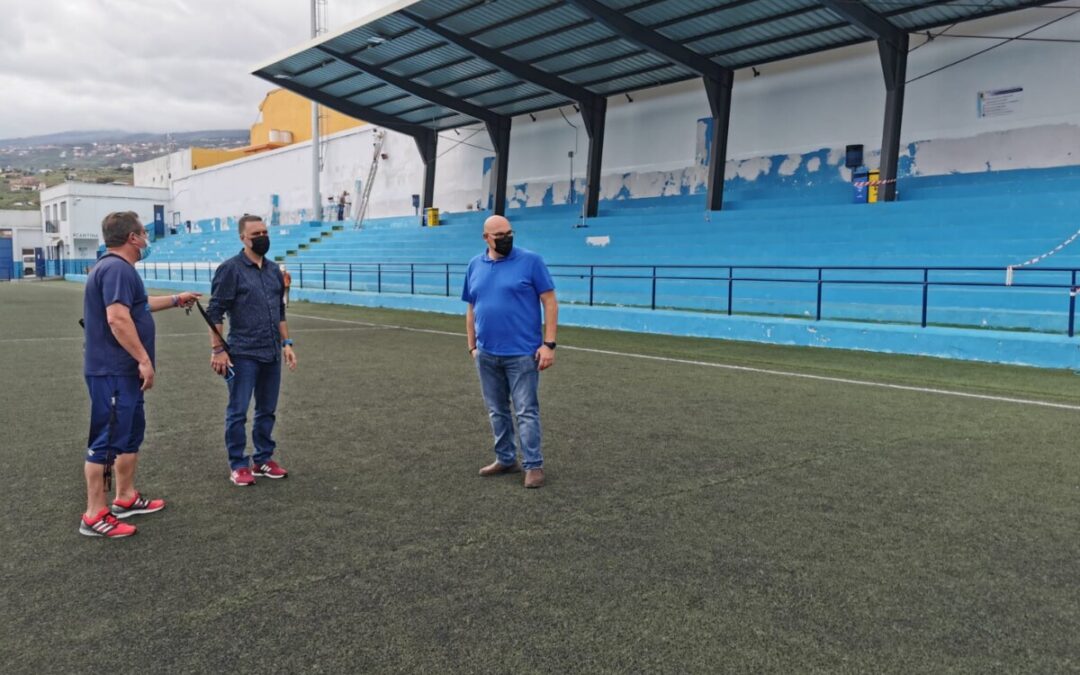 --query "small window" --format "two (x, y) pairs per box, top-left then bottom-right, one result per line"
(60, 200), (67, 221)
